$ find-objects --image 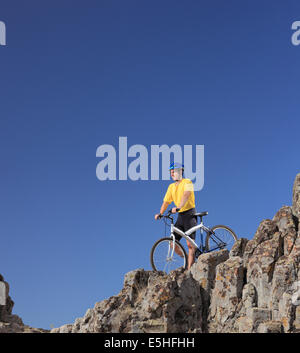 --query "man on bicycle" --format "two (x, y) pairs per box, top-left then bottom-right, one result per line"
(154, 162), (197, 270)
